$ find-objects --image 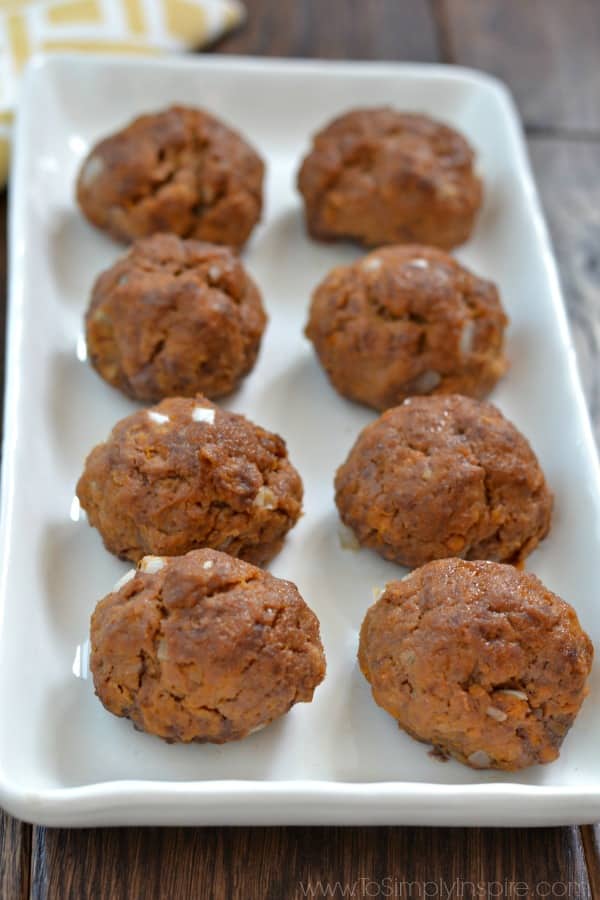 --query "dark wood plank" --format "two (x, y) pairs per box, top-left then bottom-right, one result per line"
(213, 0), (439, 60)
(30, 824), (593, 900)
(581, 825), (600, 897)
(439, 0), (600, 133)
(0, 807), (30, 900)
(527, 138), (600, 442)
